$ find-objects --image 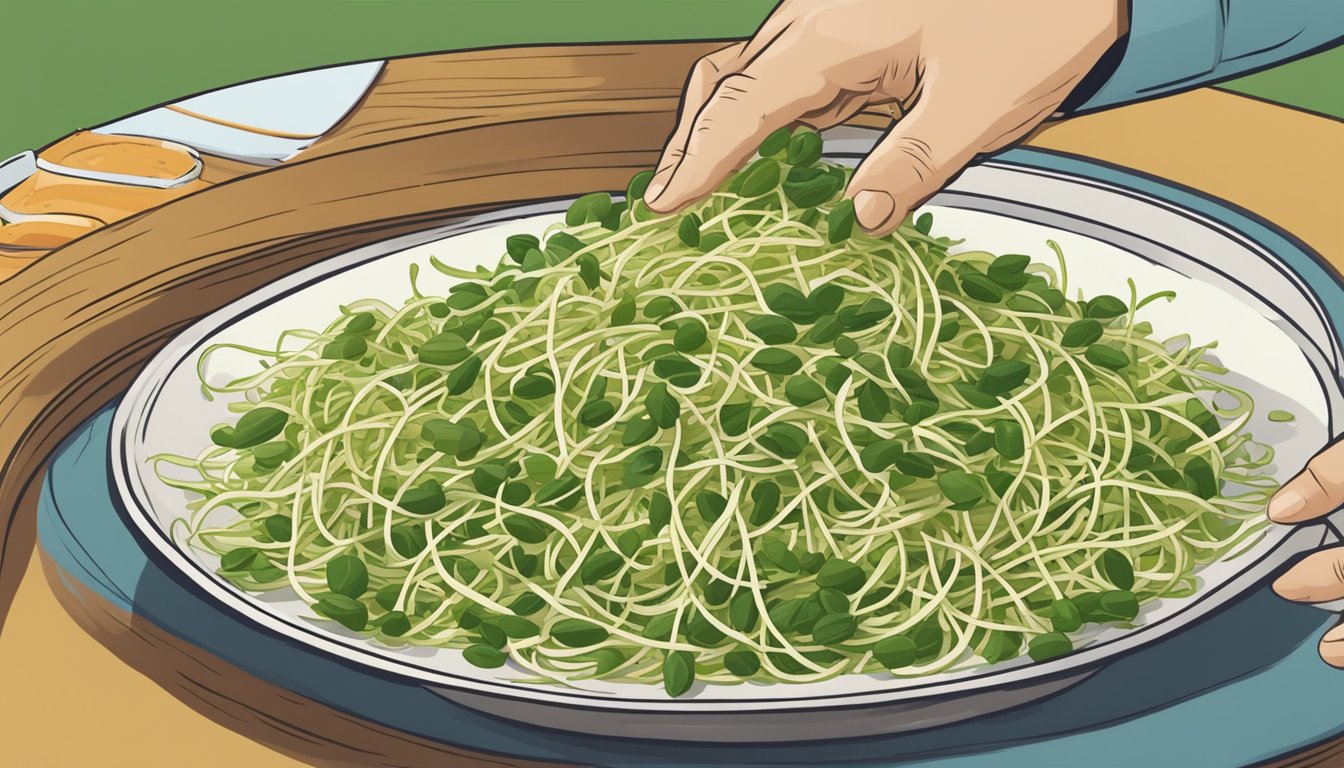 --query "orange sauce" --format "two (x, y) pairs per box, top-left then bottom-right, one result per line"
(0, 218), (98, 281)
(40, 131), (200, 180)
(0, 216), (99, 247)
(0, 133), (208, 225)
(0, 171), (202, 224)
(0, 132), (214, 282)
